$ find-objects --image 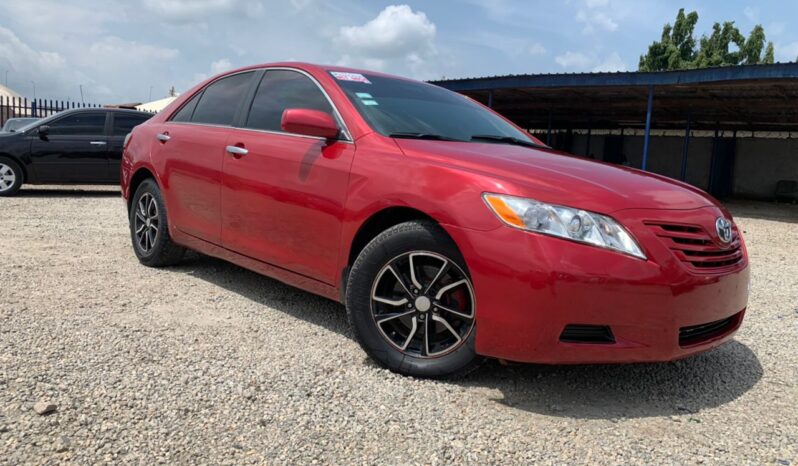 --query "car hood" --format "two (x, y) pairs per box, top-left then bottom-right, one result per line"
(0, 131), (23, 140)
(394, 139), (717, 213)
